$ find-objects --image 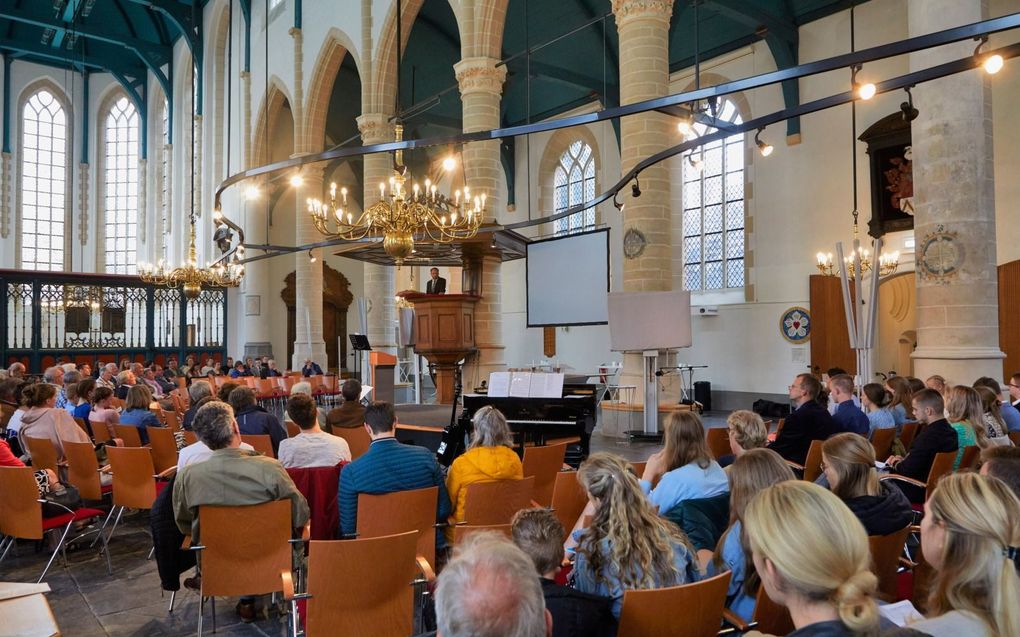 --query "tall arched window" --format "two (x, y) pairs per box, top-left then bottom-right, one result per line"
(103, 96), (139, 274)
(20, 89), (68, 271)
(681, 99), (745, 291)
(160, 98), (170, 260)
(553, 140), (596, 236)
